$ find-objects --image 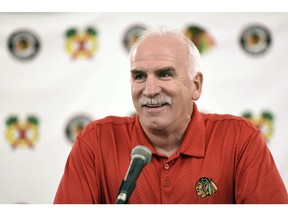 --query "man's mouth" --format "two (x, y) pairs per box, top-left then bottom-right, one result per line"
(142, 103), (169, 108)
(139, 96), (172, 108)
